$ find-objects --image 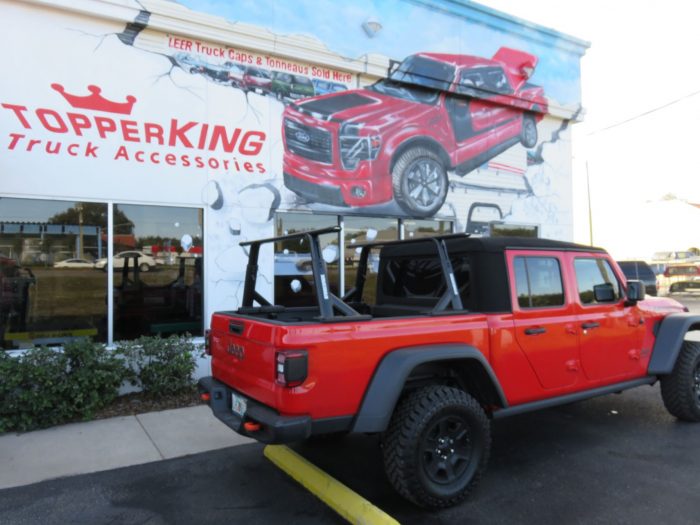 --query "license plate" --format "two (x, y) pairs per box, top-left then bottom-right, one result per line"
(231, 392), (247, 417)
(255, 88), (263, 94)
